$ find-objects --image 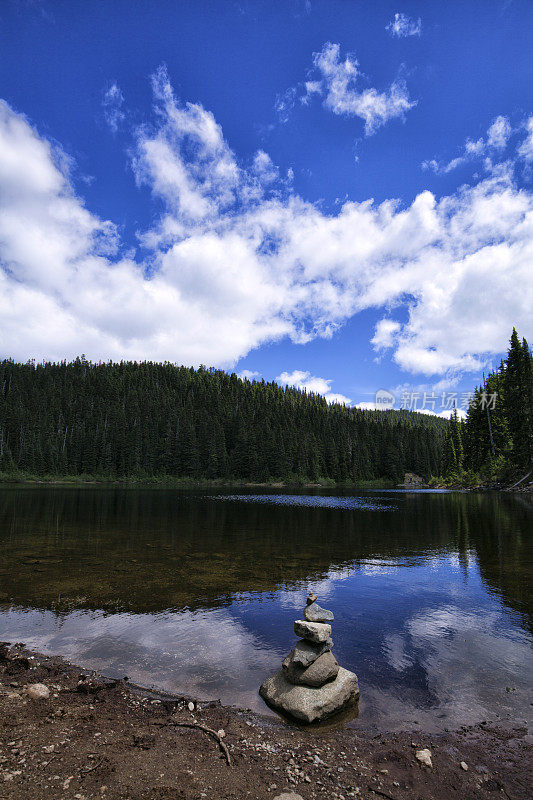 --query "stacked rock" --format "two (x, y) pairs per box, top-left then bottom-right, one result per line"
(259, 592), (359, 723)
